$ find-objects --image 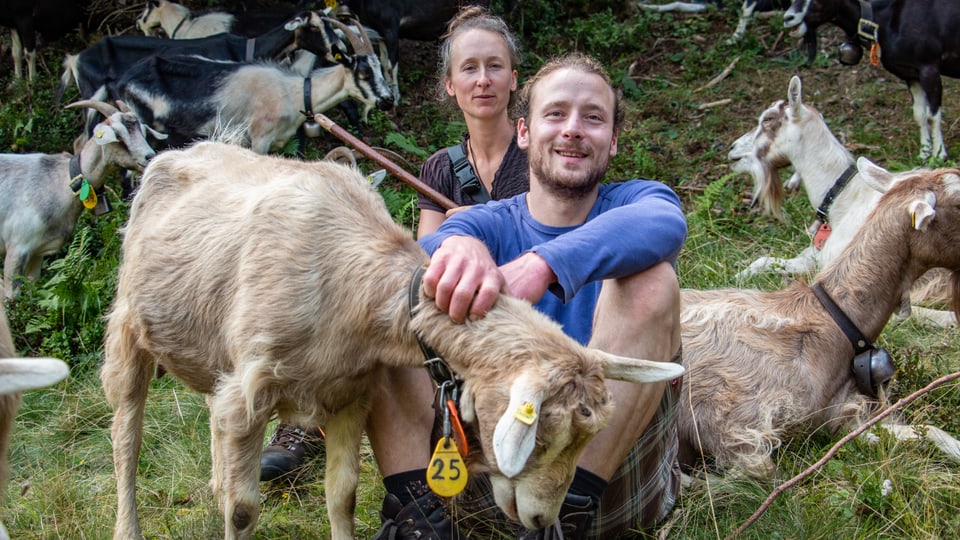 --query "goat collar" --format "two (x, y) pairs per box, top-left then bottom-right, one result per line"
(170, 16), (188, 39)
(816, 164), (857, 223)
(409, 265), (459, 388)
(68, 154), (83, 183)
(857, 0), (878, 44)
(811, 282), (894, 397)
(302, 78), (314, 118)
